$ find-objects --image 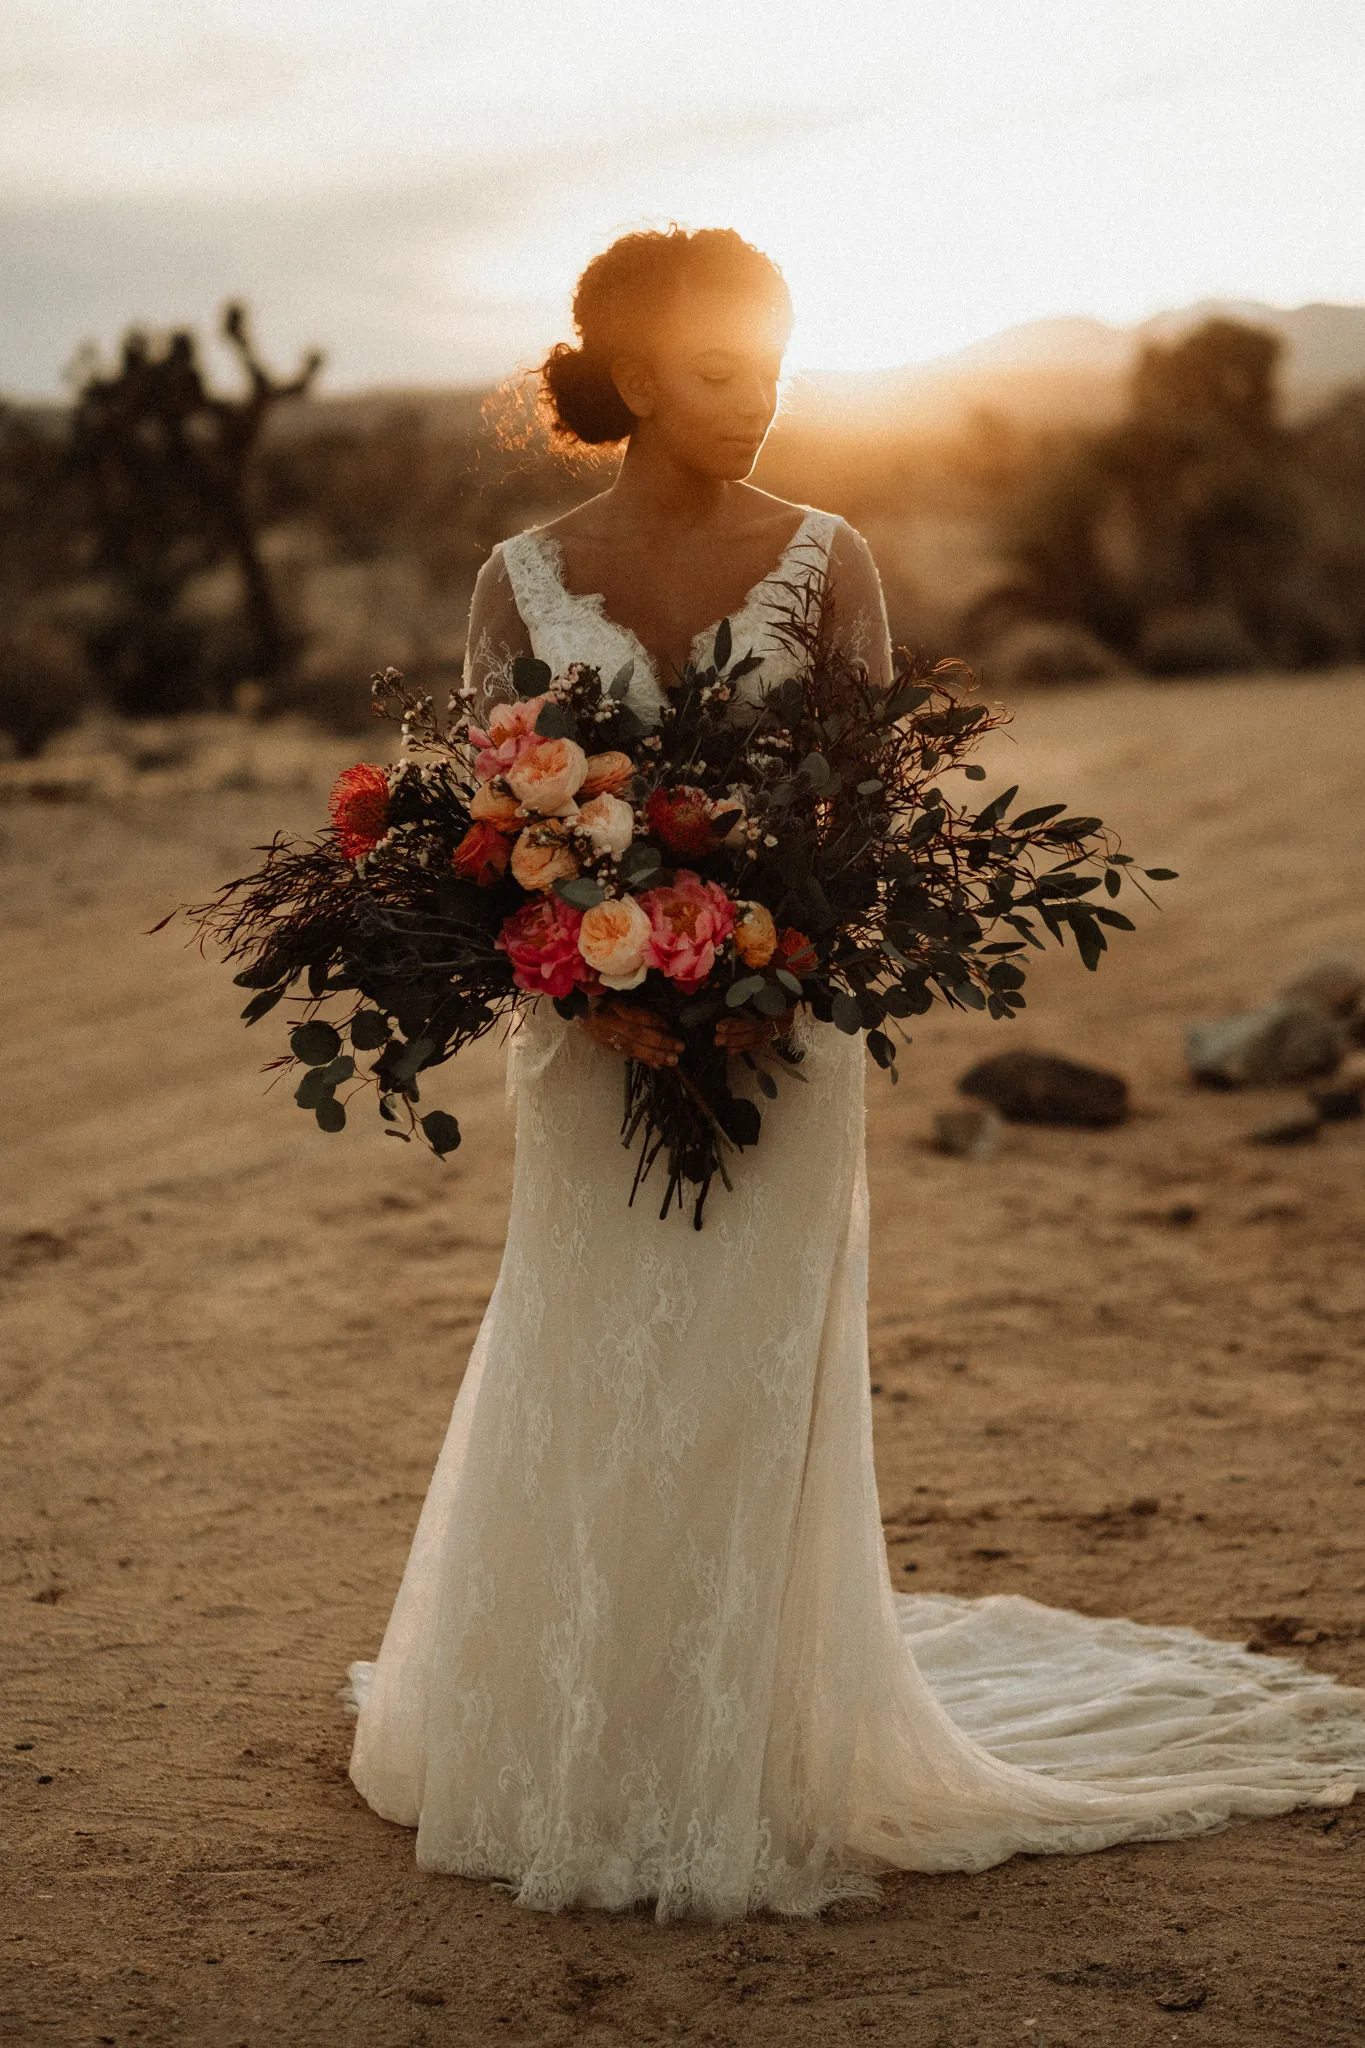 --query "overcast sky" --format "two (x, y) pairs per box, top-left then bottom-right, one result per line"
(4, 0), (1364, 396)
